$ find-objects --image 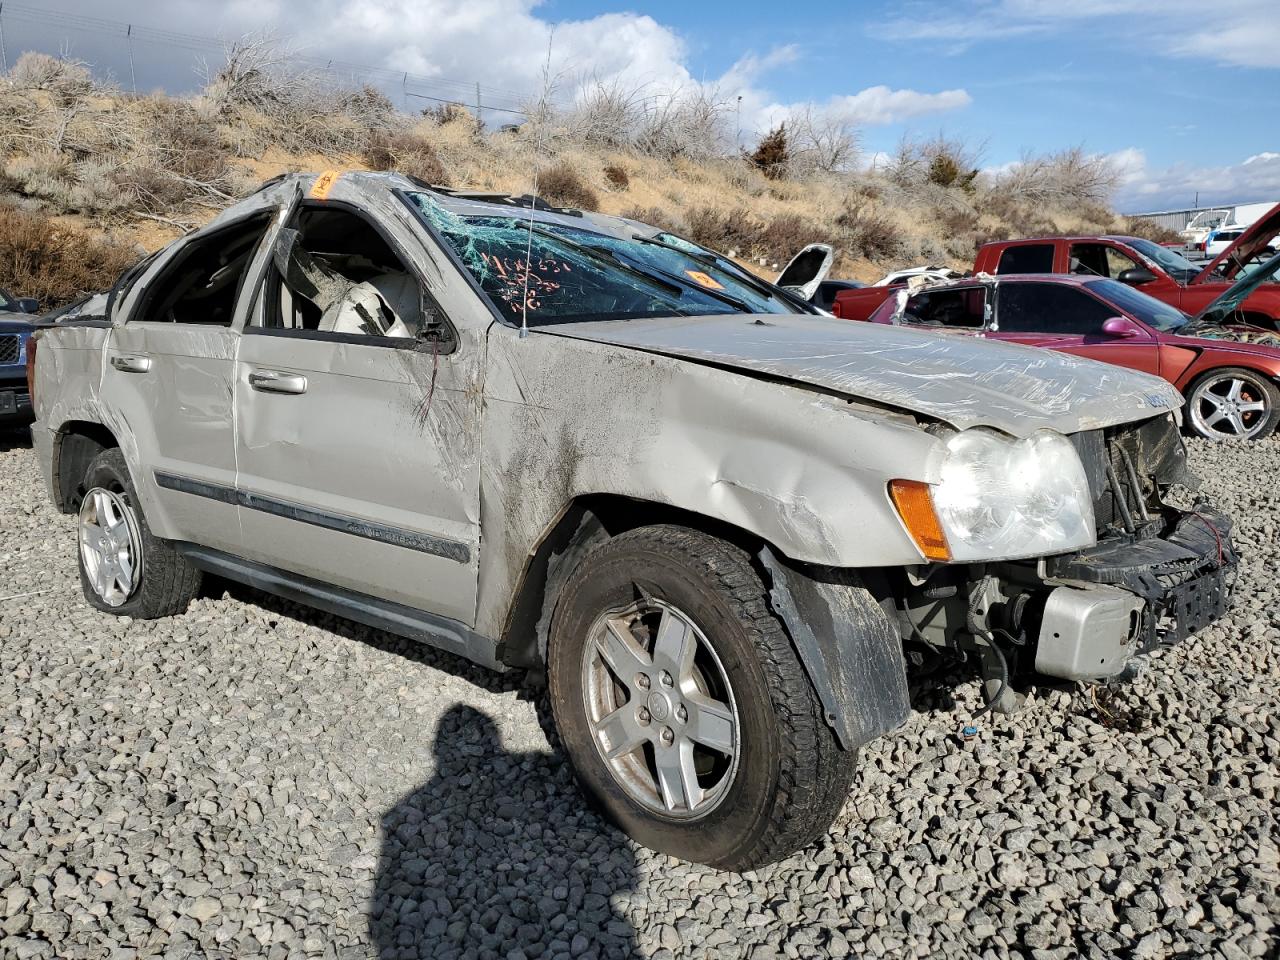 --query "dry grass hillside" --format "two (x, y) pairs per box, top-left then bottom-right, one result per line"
(0, 49), (1178, 309)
